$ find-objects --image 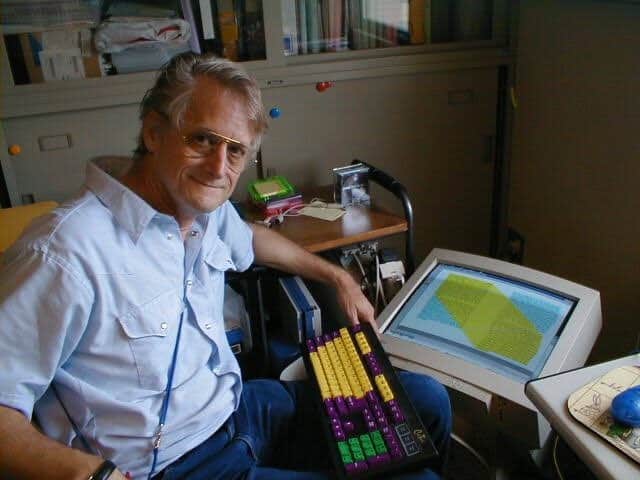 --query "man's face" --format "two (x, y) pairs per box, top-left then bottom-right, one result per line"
(142, 77), (254, 220)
